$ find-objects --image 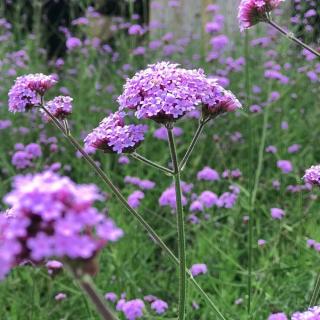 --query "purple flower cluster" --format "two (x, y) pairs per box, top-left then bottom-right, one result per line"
(118, 61), (241, 123)
(0, 171), (123, 279)
(44, 96), (73, 120)
(238, 0), (284, 31)
(8, 74), (56, 113)
(159, 184), (188, 210)
(124, 176), (155, 190)
(190, 263), (208, 277)
(197, 166), (220, 181)
(119, 299), (145, 320)
(303, 165), (320, 187)
(292, 306), (320, 320)
(268, 312), (288, 320)
(84, 112), (147, 154)
(11, 143), (42, 170)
